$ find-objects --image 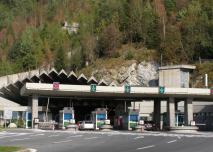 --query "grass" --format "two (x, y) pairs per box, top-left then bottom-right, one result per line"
(0, 146), (22, 152)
